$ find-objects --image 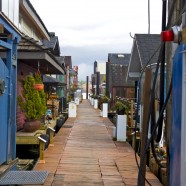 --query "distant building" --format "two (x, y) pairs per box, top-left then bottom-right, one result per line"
(127, 34), (161, 101)
(106, 53), (135, 101)
(91, 61), (106, 95)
